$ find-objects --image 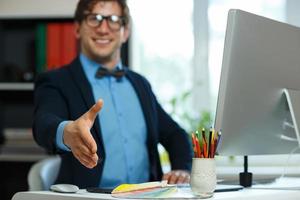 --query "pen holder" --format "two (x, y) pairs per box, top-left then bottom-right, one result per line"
(190, 158), (216, 198)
